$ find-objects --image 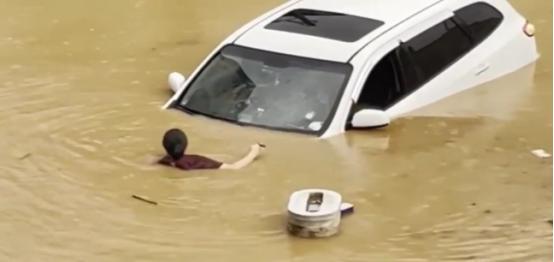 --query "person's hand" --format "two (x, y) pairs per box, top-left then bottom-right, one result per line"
(250, 144), (263, 157)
